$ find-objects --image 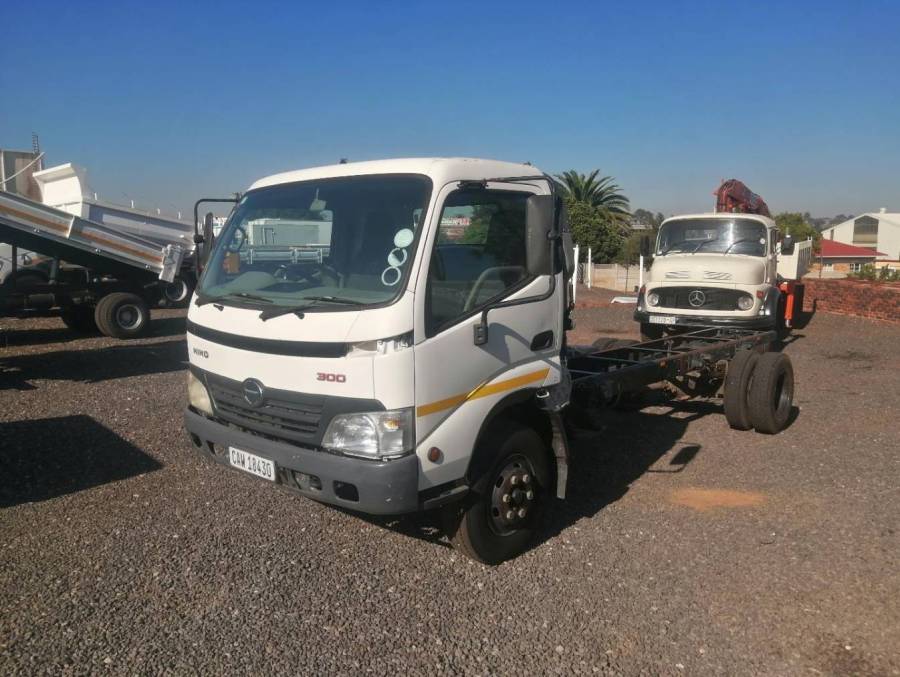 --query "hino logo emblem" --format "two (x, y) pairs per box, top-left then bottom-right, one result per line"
(242, 379), (265, 407)
(688, 290), (706, 307)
